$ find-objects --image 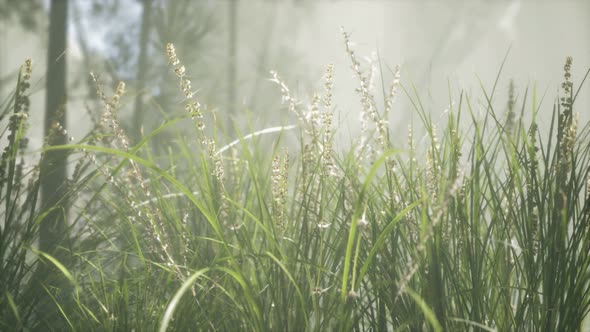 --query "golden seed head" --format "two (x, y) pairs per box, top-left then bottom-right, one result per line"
(166, 43), (179, 66)
(24, 58), (33, 79)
